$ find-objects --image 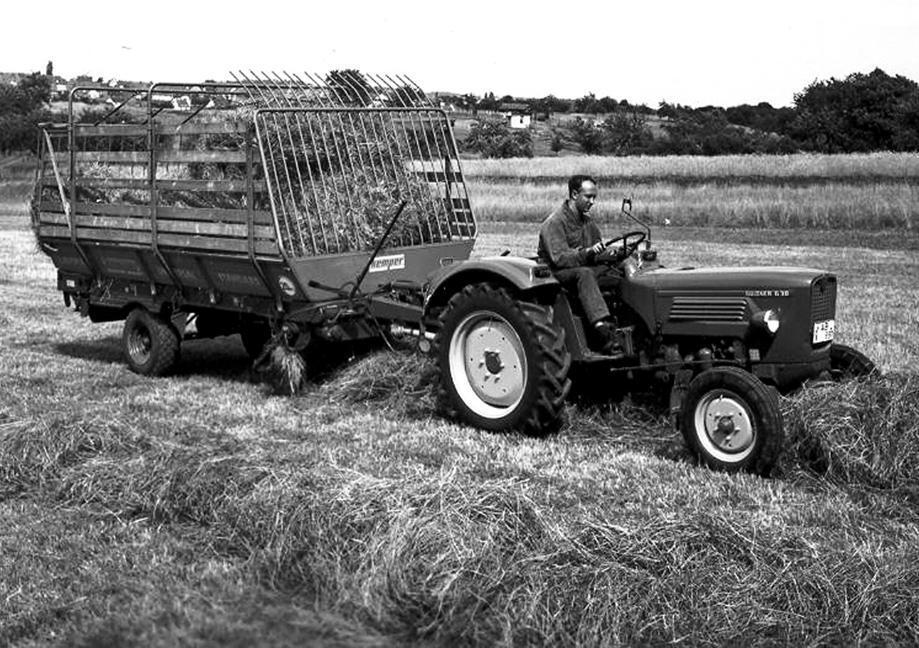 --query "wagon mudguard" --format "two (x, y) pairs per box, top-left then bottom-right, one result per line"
(423, 256), (558, 313)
